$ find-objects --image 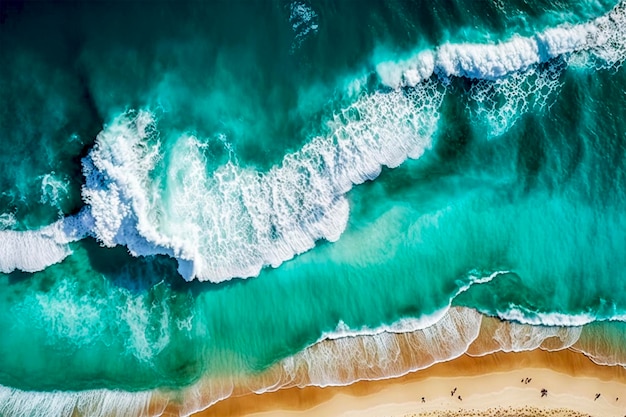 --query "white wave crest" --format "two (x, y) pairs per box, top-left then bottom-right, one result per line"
(377, 1), (626, 87)
(216, 307), (483, 400)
